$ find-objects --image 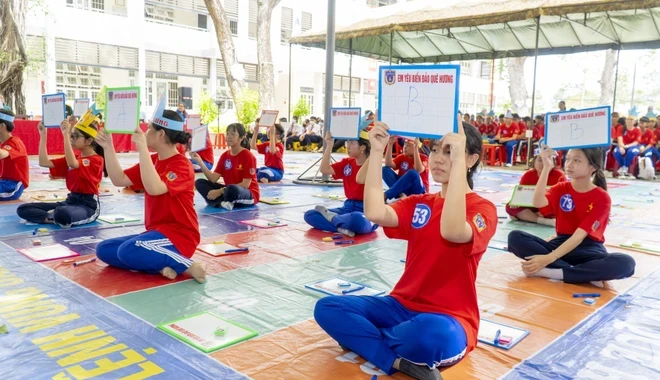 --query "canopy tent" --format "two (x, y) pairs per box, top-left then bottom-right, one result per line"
(290, 0), (660, 63)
